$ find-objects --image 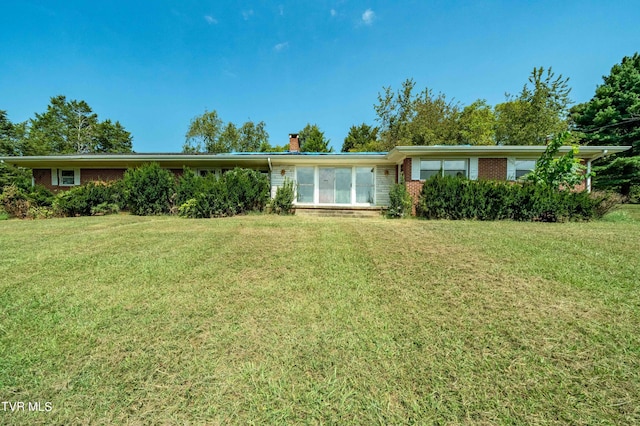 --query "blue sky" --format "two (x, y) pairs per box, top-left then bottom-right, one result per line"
(1, 1), (639, 152)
